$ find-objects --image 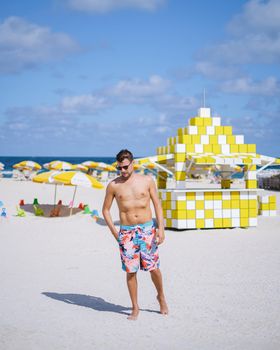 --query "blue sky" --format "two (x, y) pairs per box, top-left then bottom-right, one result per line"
(0, 0), (280, 157)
